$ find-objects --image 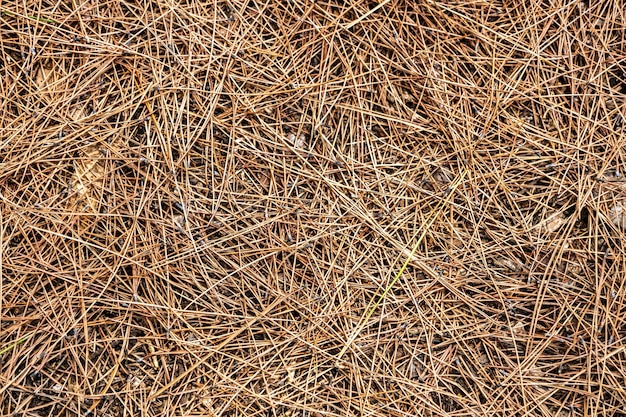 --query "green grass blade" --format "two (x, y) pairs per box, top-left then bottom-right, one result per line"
(336, 169), (467, 364)
(1, 10), (58, 24)
(0, 333), (33, 356)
